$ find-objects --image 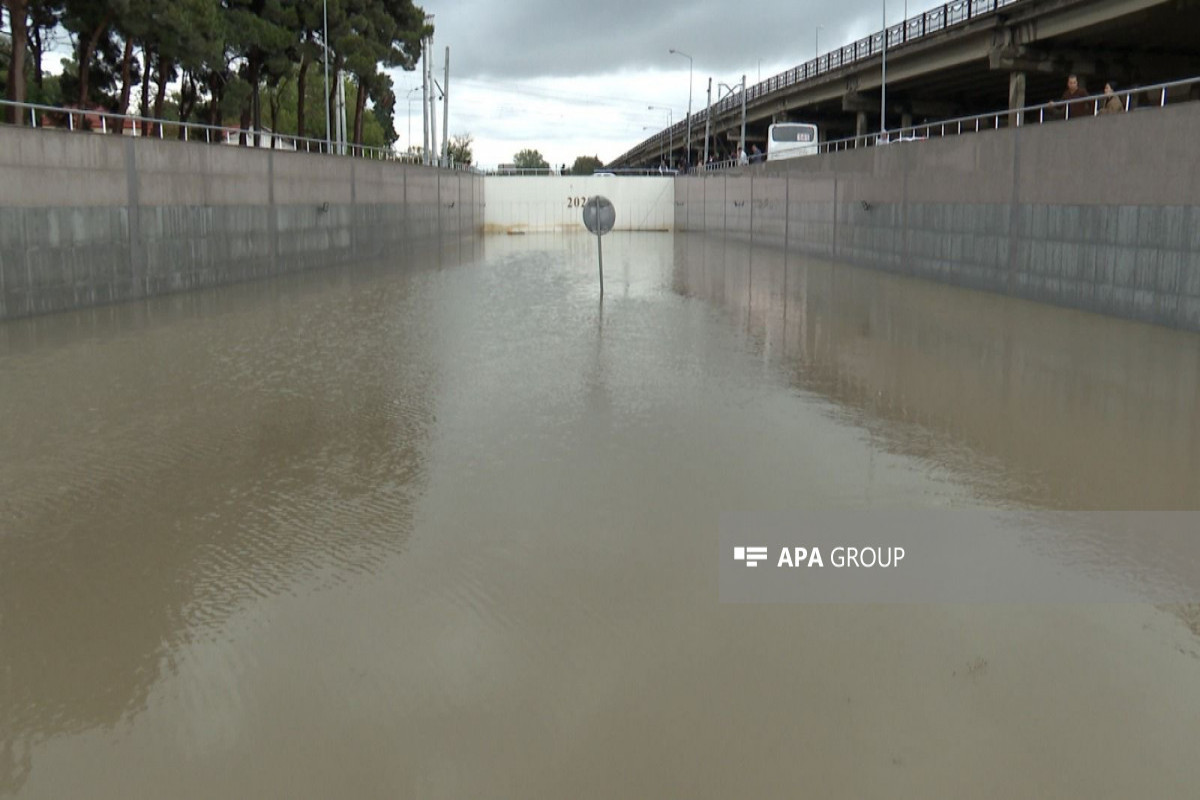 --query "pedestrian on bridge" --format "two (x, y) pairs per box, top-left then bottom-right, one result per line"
(1052, 74), (1092, 120)
(1100, 82), (1125, 114)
